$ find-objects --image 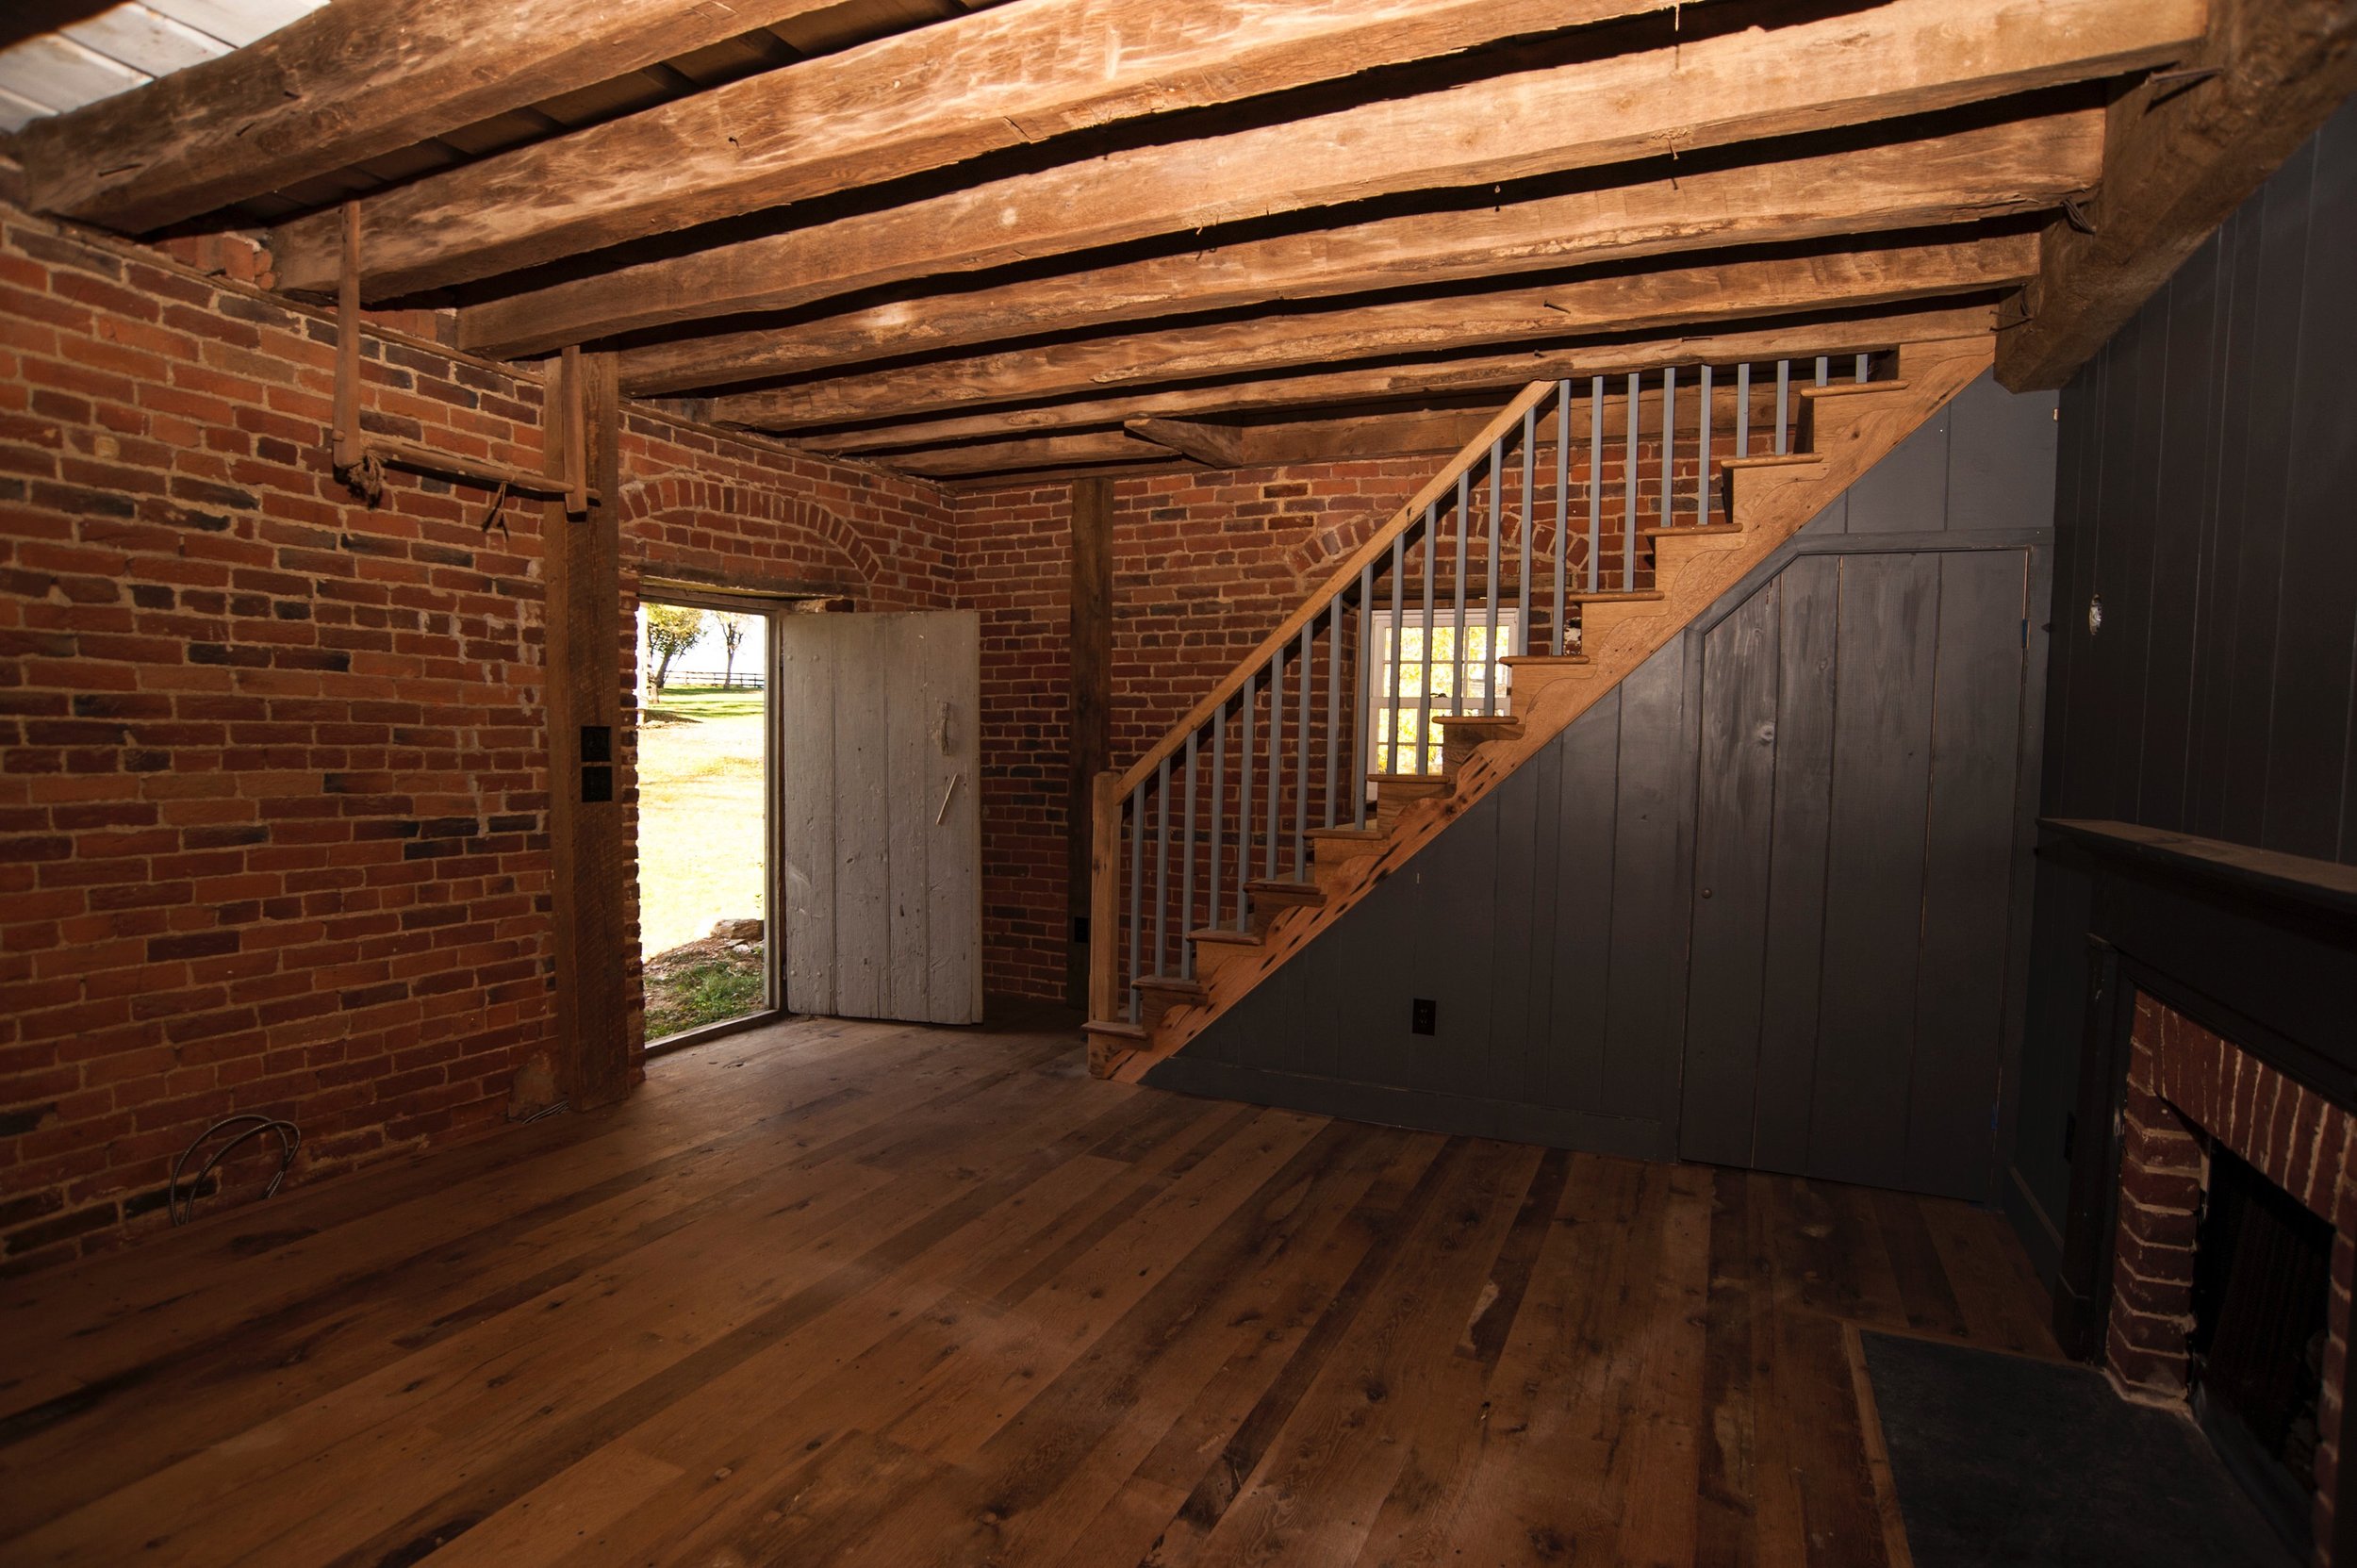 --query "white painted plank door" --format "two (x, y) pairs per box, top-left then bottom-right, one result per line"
(778, 610), (982, 1024)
